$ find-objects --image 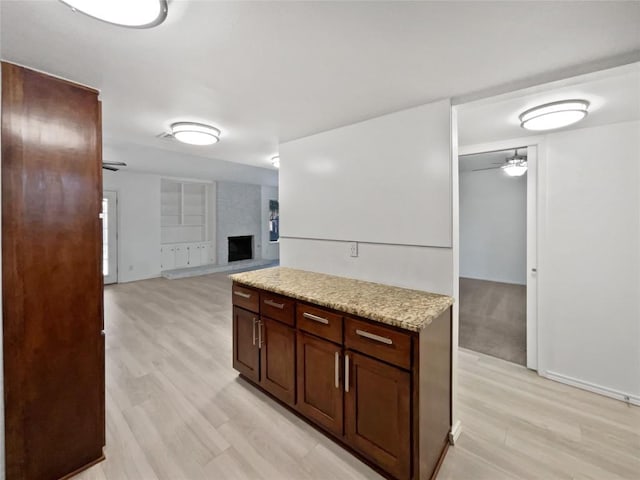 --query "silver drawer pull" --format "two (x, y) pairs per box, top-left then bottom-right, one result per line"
(303, 312), (329, 324)
(234, 291), (251, 299)
(334, 352), (339, 389)
(356, 329), (393, 345)
(264, 299), (285, 309)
